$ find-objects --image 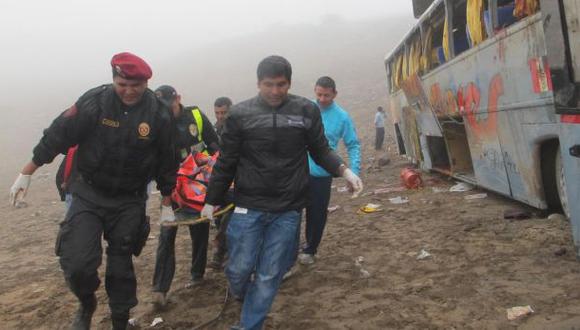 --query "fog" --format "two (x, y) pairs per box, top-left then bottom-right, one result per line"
(0, 1), (415, 187)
